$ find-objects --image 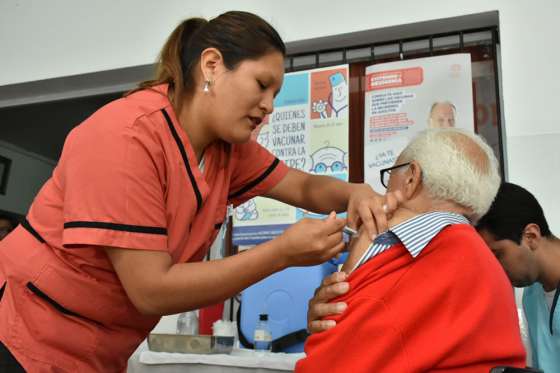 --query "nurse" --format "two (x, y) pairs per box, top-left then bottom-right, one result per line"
(0, 11), (396, 372)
